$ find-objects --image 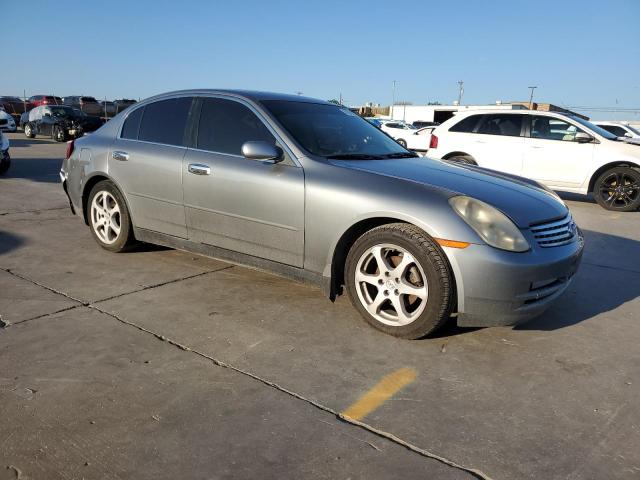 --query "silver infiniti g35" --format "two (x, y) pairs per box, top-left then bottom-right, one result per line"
(60, 90), (584, 339)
